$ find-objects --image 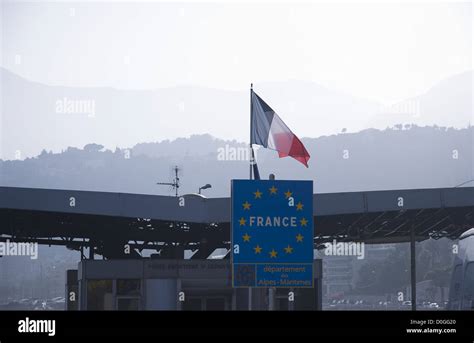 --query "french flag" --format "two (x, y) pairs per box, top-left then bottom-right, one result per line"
(250, 90), (310, 167)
